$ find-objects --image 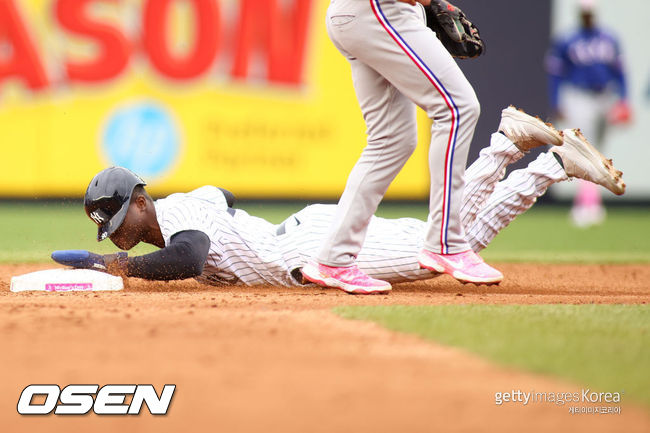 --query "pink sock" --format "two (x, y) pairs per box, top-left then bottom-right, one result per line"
(575, 180), (601, 208)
